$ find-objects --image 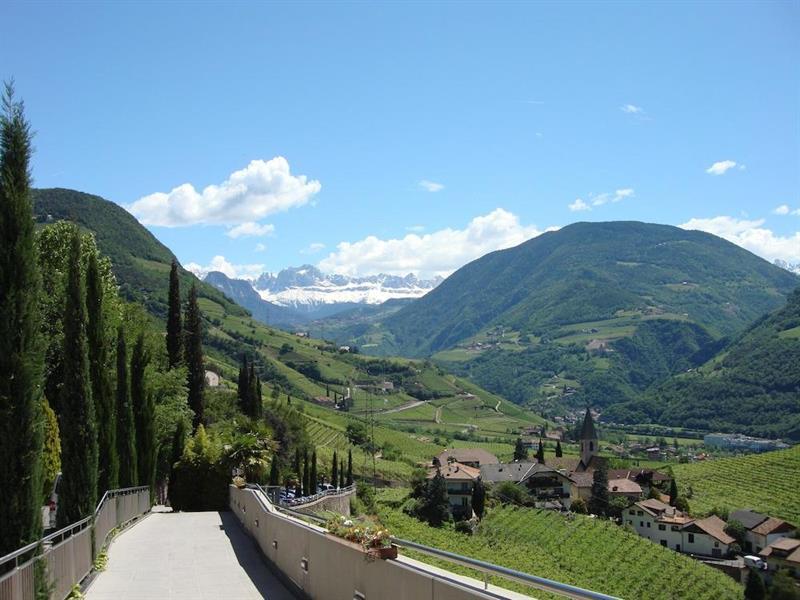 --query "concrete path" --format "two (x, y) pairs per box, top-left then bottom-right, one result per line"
(86, 509), (297, 600)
